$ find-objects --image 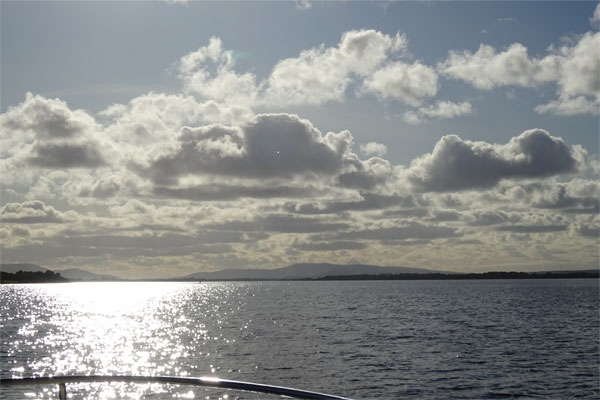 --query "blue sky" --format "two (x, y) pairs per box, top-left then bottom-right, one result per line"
(1, 1), (598, 278)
